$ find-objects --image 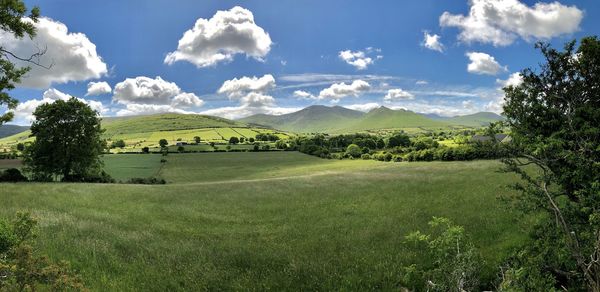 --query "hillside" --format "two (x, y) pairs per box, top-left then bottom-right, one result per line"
(445, 112), (505, 127)
(241, 105), (449, 133)
(340, 106), (448, 132)
(0, 124), (28, 139)
(102, 113), (246, 136)
(240, 105), (365, 133)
